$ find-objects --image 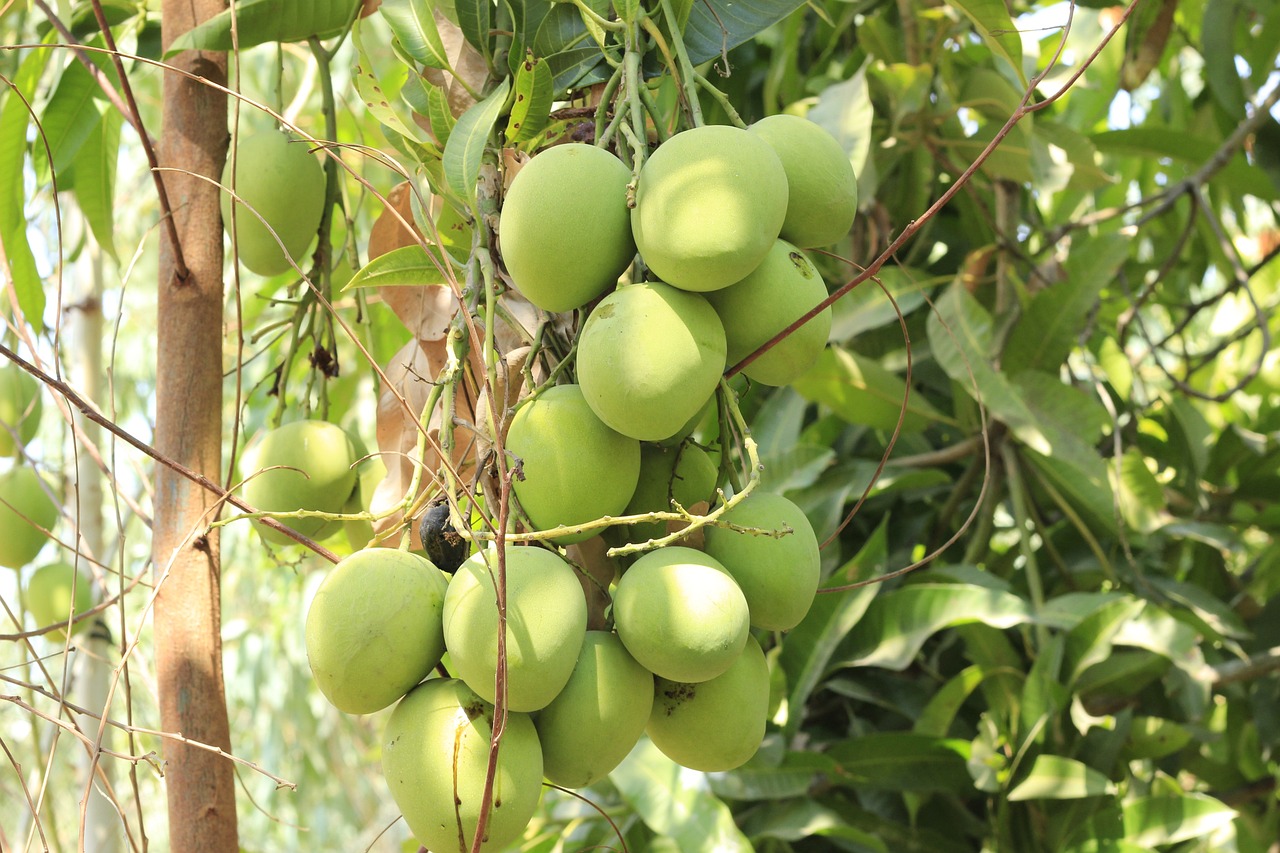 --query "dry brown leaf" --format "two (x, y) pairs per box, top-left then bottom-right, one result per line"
(368, 181), (459, 342)
(420, 9), (487, 120)
(566, 536), (619, 630)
